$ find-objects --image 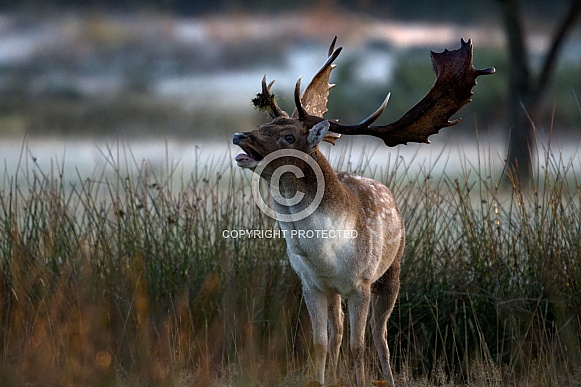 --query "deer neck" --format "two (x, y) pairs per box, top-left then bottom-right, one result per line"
(265, 148), (351, 220)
